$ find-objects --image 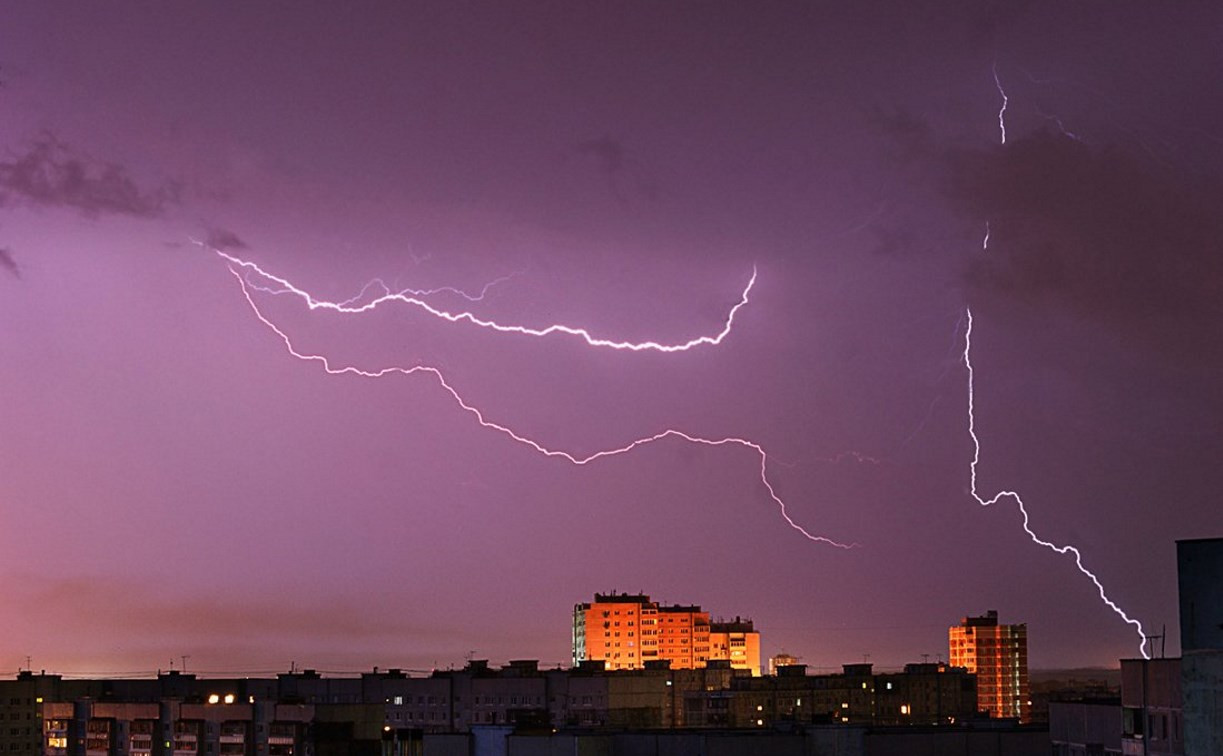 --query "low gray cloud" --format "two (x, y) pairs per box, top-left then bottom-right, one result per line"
(0, 133), (180, 217)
